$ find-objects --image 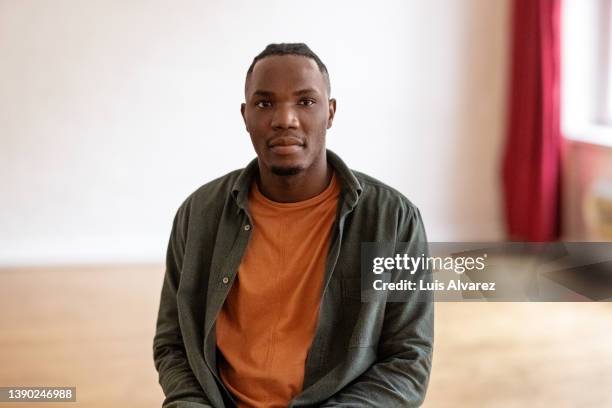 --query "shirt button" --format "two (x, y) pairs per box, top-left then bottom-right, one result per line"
(222, 277), (229, 284)
(244, 224), (251, 231)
